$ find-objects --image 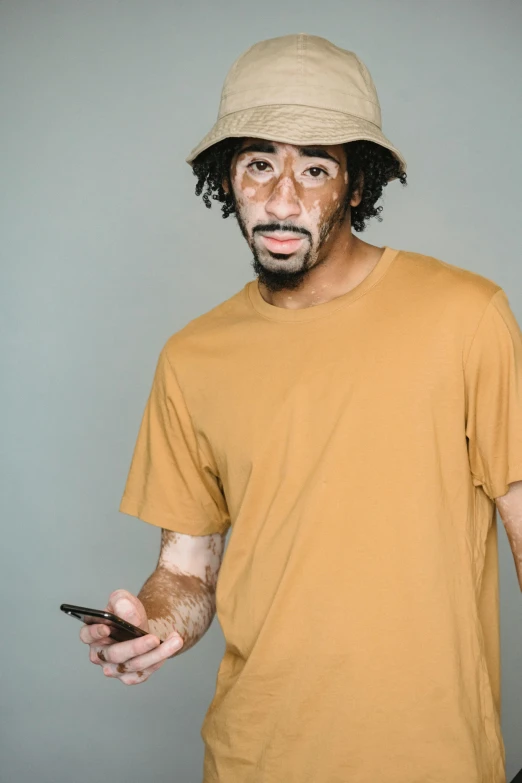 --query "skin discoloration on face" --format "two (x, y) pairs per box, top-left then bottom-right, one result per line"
(222, 137), (389, 312)
(228, 140), (361, 293)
